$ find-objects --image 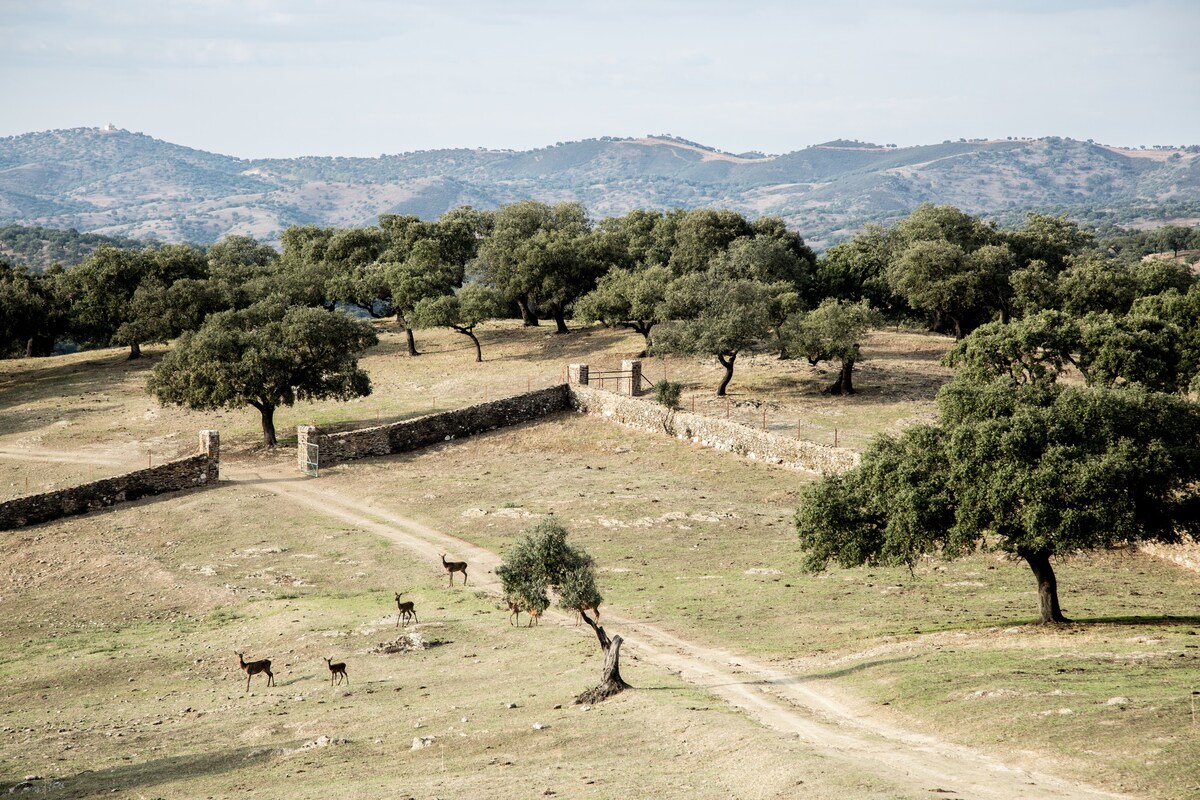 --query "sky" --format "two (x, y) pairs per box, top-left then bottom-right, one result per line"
(1, 0), (1197, 159)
